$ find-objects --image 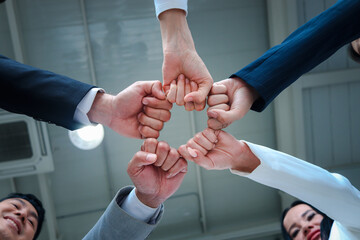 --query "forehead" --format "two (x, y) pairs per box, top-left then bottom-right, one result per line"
(2, 198), (38, 218)
(283, 204), (313, 228)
